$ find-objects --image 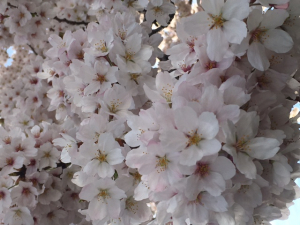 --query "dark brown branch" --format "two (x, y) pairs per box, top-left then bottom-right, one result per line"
(27, 44), (38, 56)
(149, 13), (175, 36)
(7, 3), (17, 8)
(53, 16), (88, 26)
